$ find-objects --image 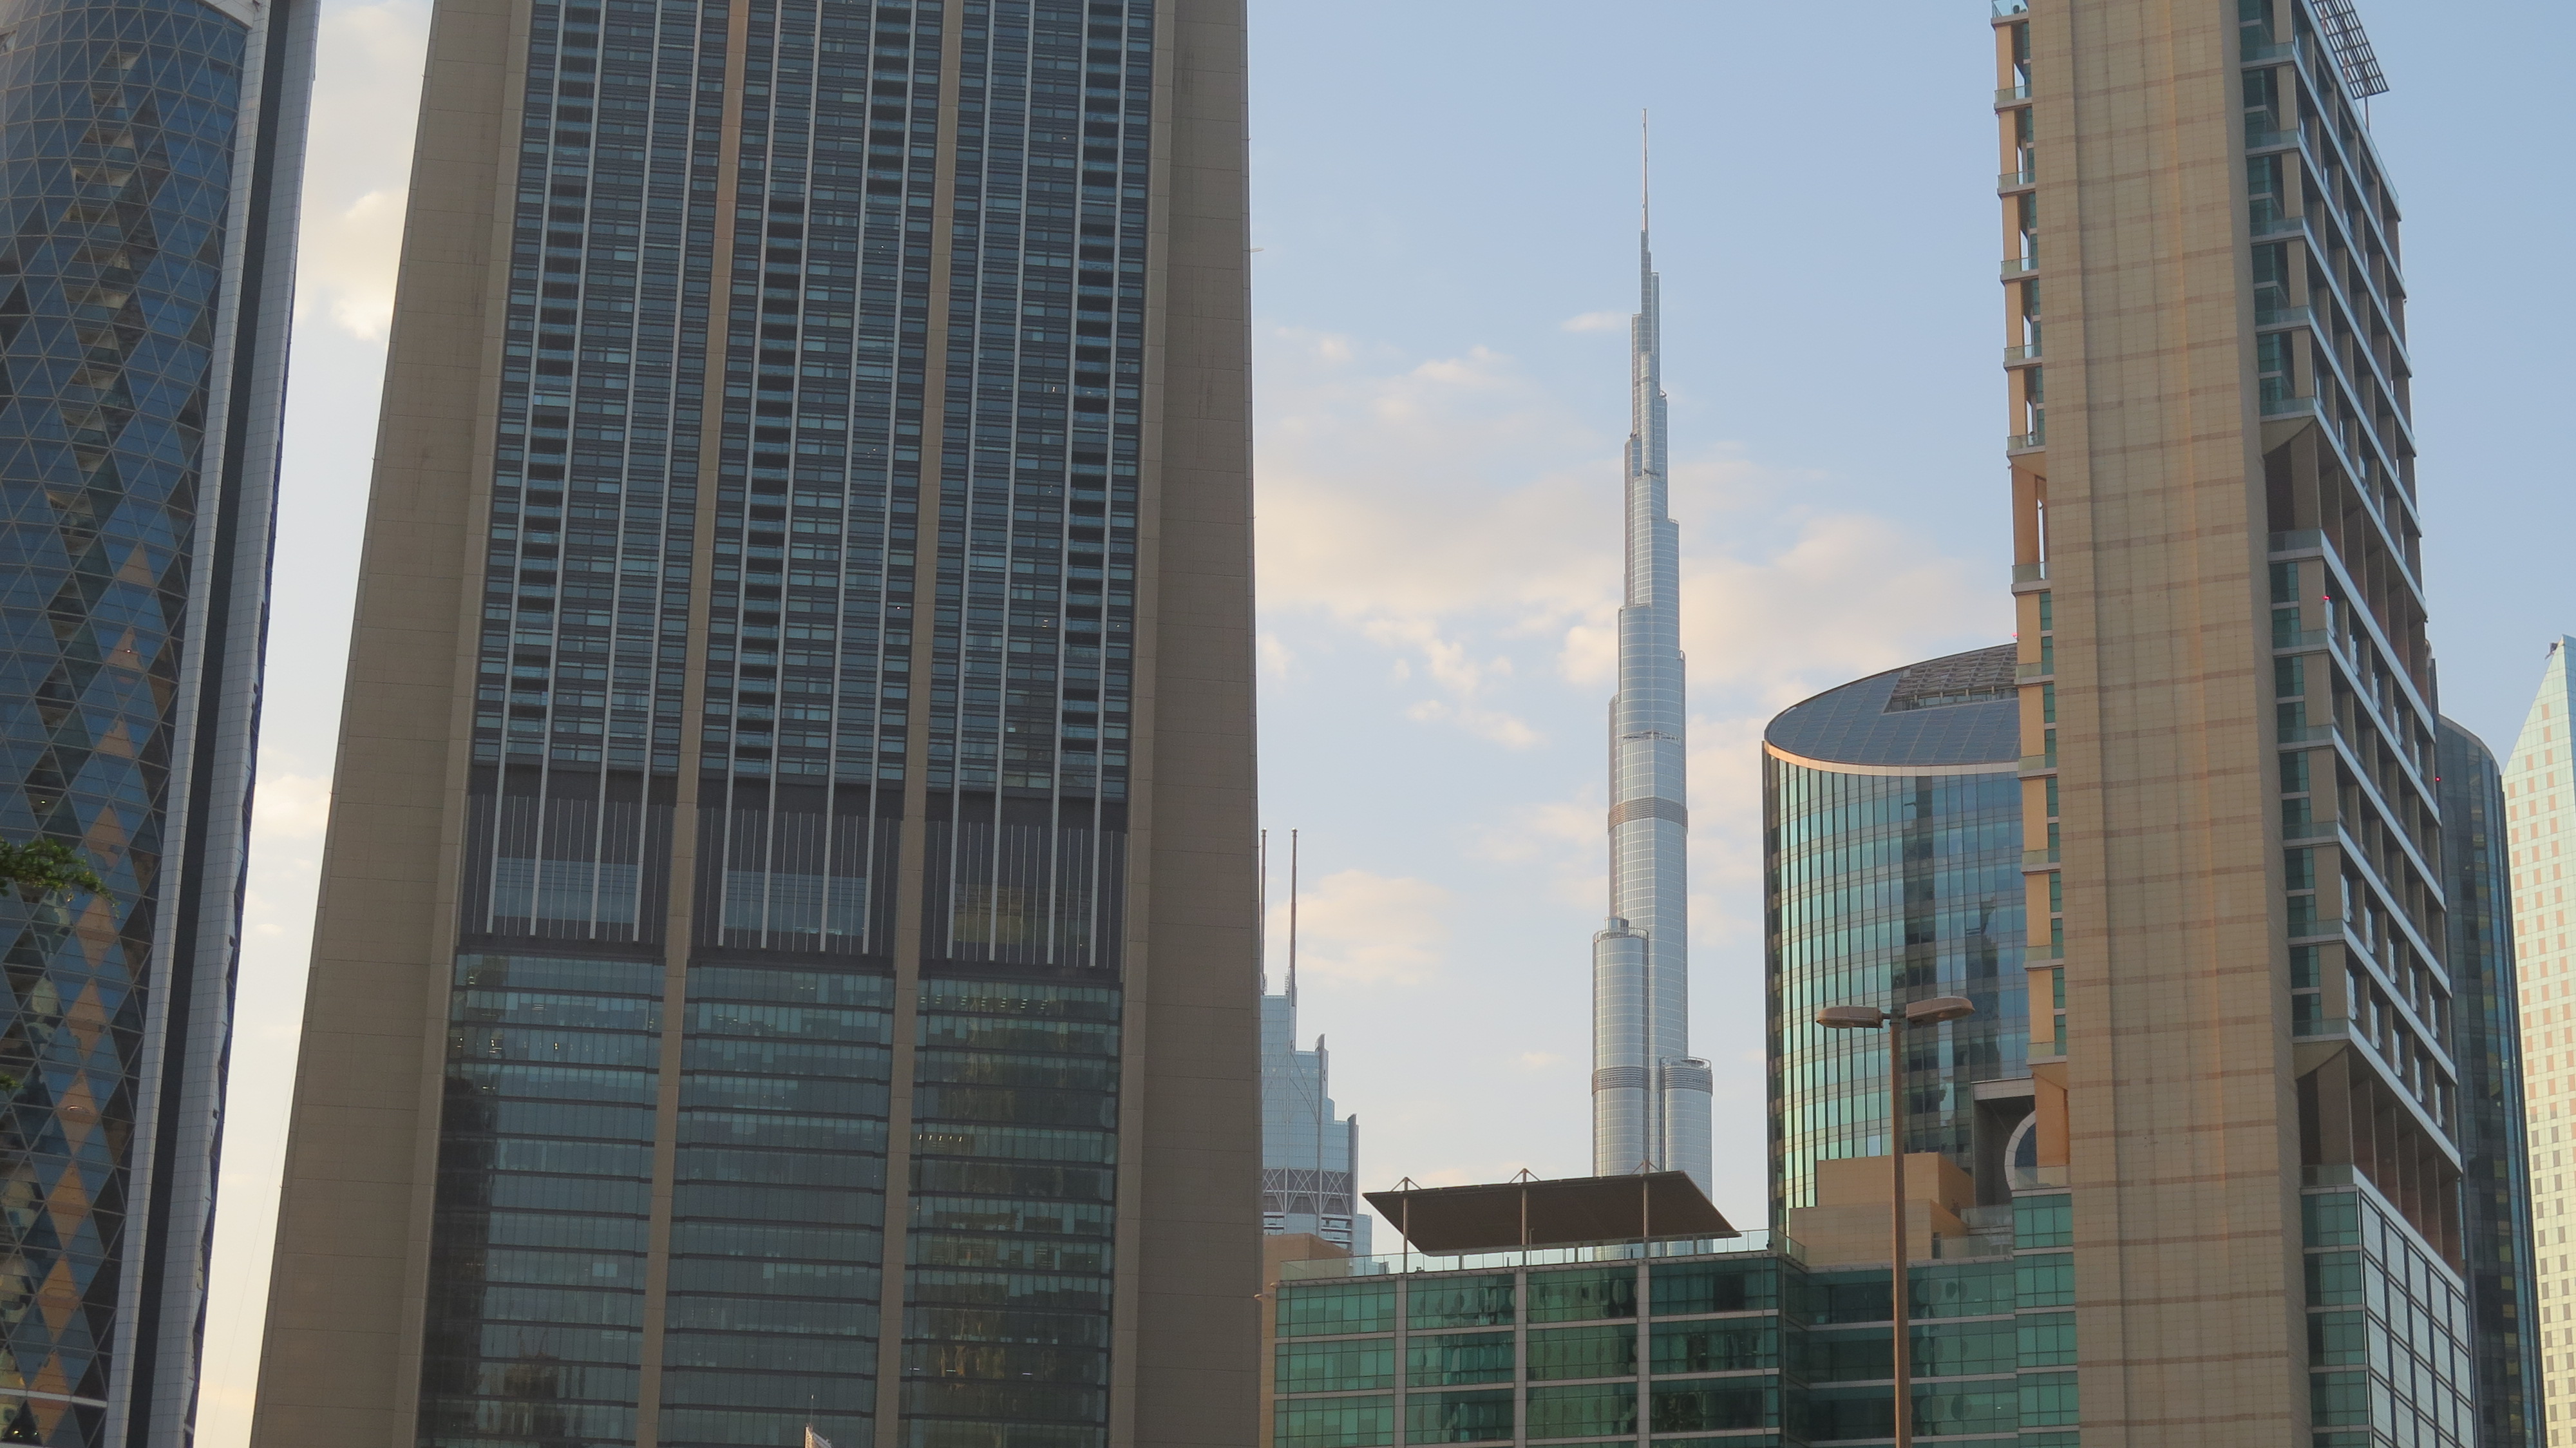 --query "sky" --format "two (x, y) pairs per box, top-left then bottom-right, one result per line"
(191, 0), (2576, 1440)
